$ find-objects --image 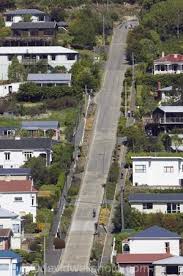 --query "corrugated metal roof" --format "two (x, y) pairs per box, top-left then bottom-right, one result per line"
(4, 9), (45, 15)
(11, 21), (56, 30)
(159, 86), (173, 92)
(0, 180), (37, 193)
(155, 54), (183, 63)
(0, 250), (21, 261)
(0, 137), (52, 150)
(0, 46), (78, 55)
(0, 208), (18, 218)
(130, 226), (180, 240)
(27, 73), (71, 82)
(129, 193), (183, 203)
(0, 168), (31, 176)
(153, 256), (183, 265)
(21, 120), (59, 130)
(157, 106), (183, 113)
(116, 253), (171, 264)
(0, 229), (13, 238)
